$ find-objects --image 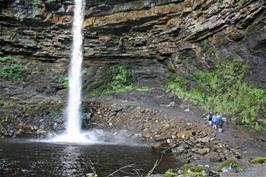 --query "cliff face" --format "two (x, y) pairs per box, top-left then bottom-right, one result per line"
(0, 0), (265, 93)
